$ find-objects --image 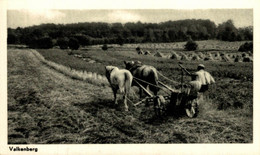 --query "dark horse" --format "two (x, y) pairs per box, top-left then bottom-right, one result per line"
(124, 61), (159, 98)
